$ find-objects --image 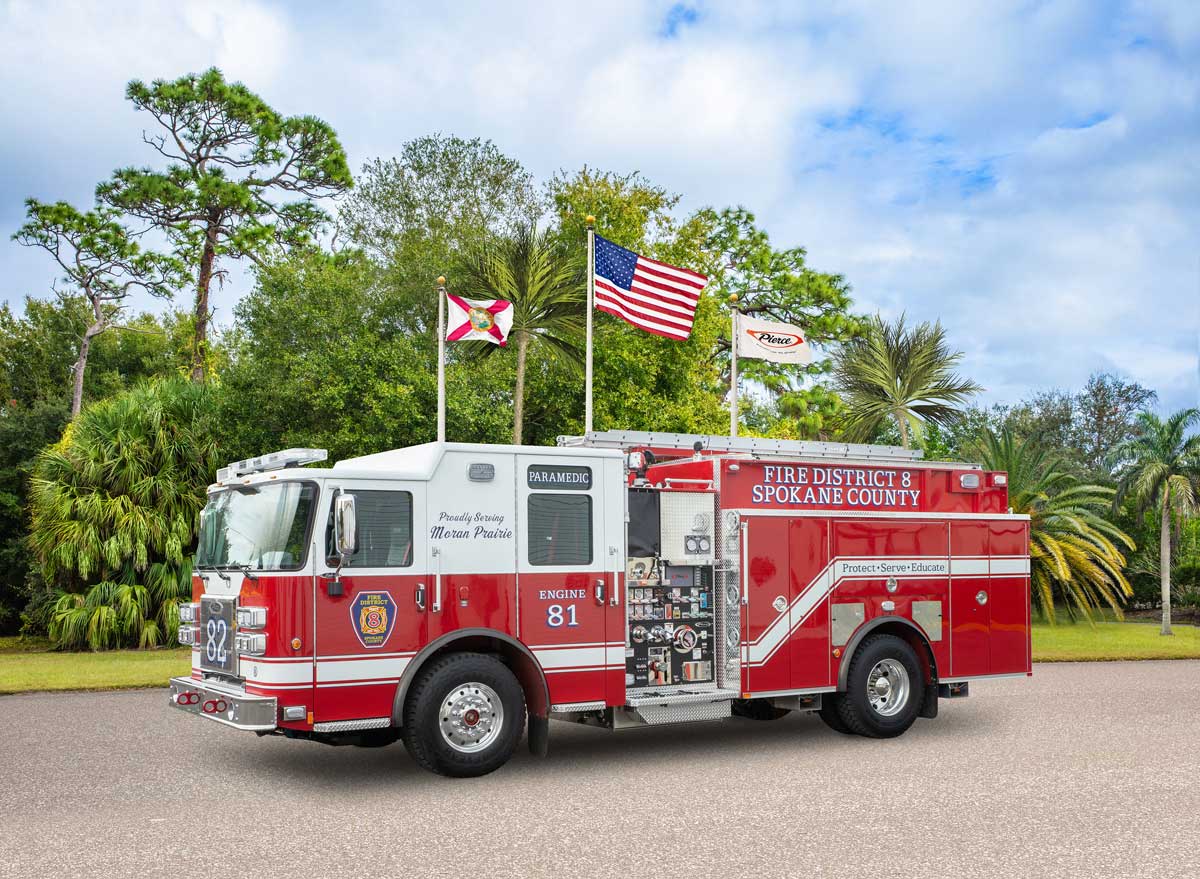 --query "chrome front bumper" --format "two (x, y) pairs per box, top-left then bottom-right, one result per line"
(169, 676), (277, 731)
